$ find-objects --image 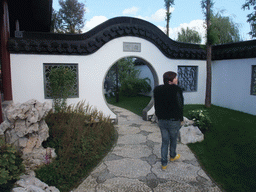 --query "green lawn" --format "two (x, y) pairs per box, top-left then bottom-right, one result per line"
(107, 97), (256, 192)
(185, 105), (256, 192)
(106, 94), (152, 116)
